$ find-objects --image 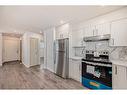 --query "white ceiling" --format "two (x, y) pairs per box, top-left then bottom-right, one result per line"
(0, 6), (124, 34)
